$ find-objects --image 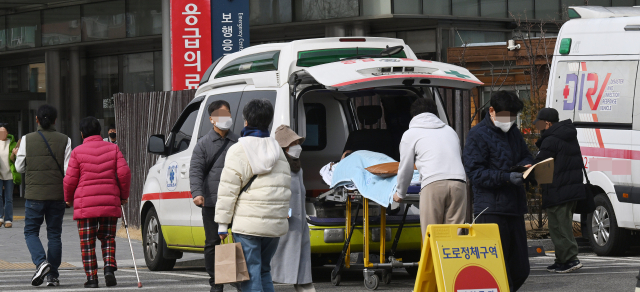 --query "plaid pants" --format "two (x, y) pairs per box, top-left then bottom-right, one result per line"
(77, 217), (118, 280)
